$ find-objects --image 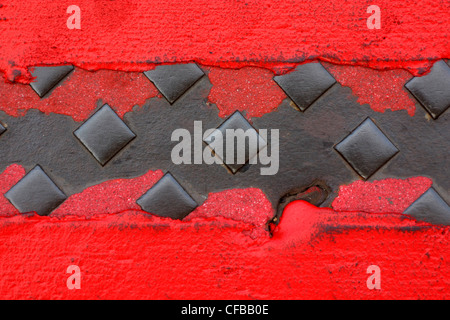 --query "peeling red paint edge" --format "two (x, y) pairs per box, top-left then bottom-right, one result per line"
(0, 165), (274, 236)
(0, 61), (431, 125)
(0, 164), (434, 222)
(4, 59), (446, 85)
